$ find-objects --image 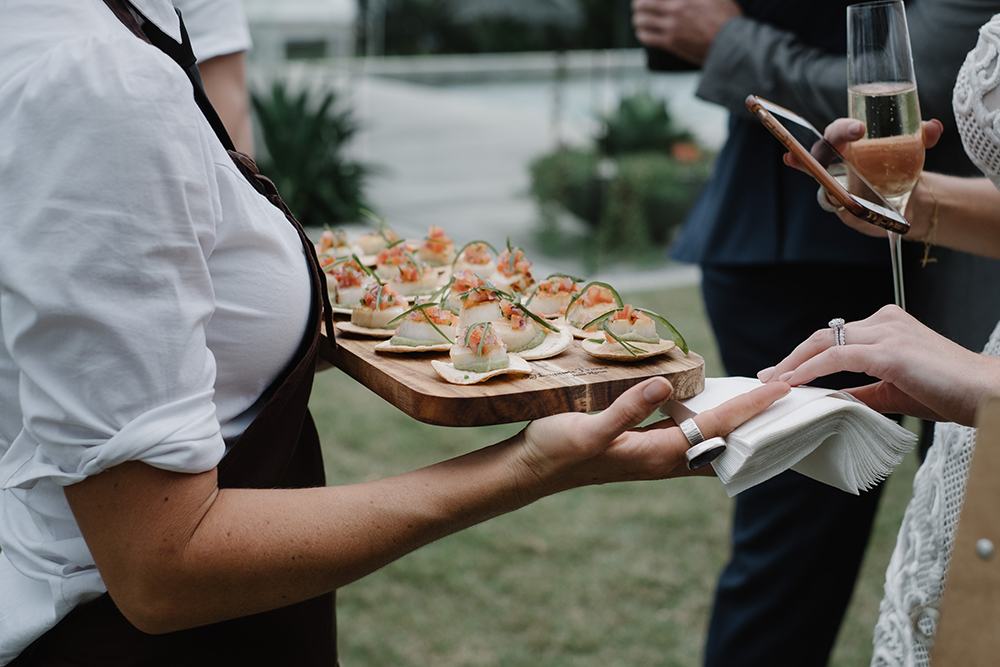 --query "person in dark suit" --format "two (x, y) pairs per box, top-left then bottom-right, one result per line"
(632, 0), (1000, 664)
